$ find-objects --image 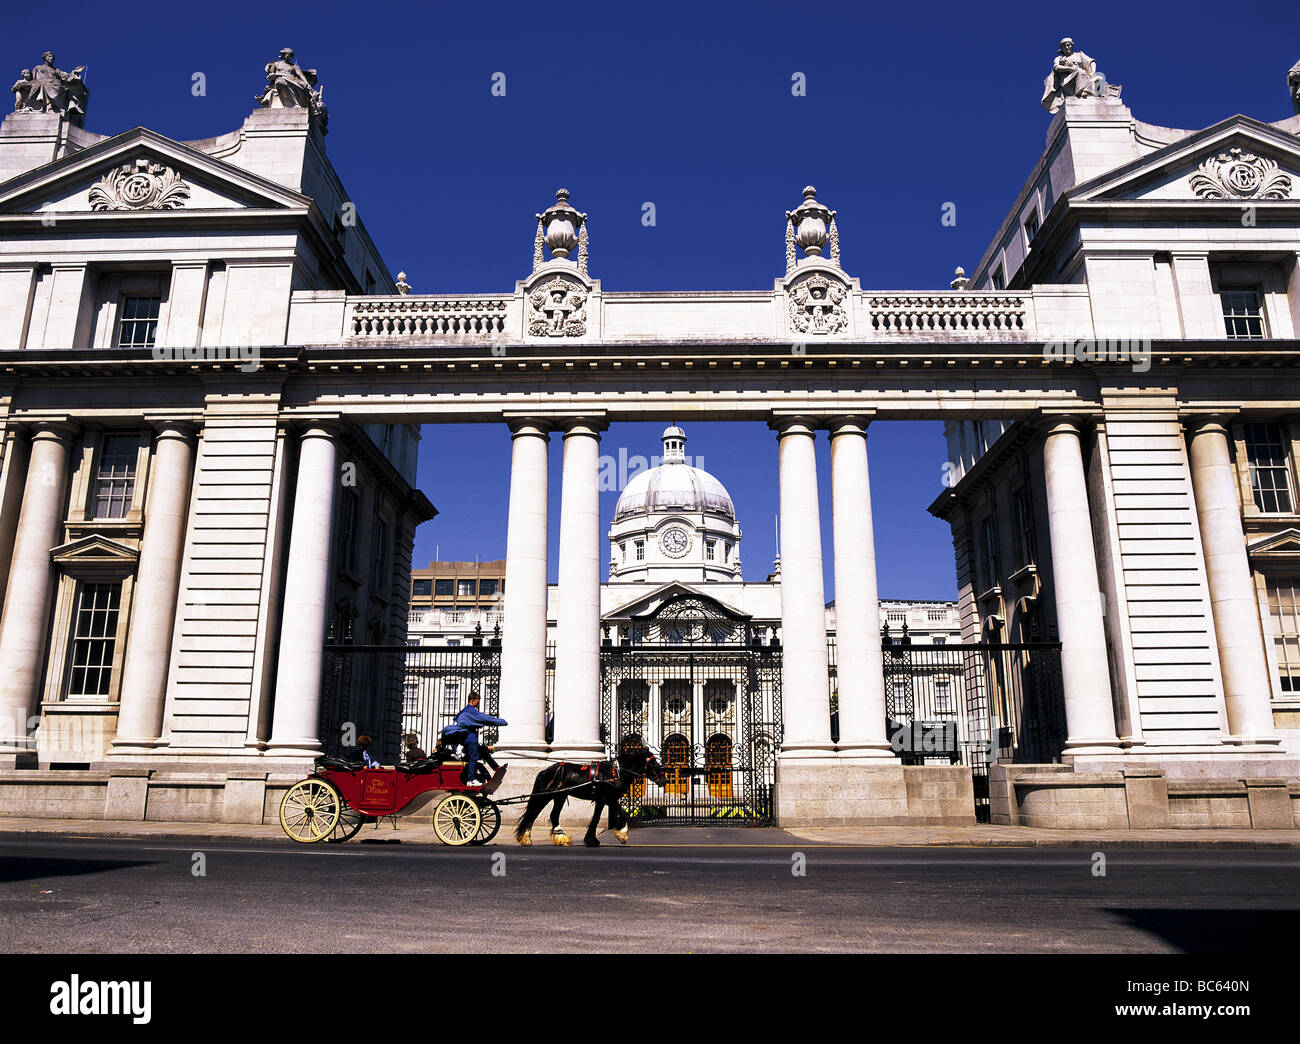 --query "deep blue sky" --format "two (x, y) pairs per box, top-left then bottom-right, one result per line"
(10, 1), (1298, 598)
